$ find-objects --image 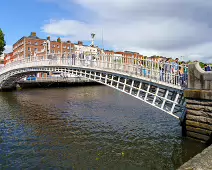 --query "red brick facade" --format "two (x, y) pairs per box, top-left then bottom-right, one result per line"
(12, 32), (74, 61)
(4, 52), (14, 65)
(6, 32), (144, 66)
